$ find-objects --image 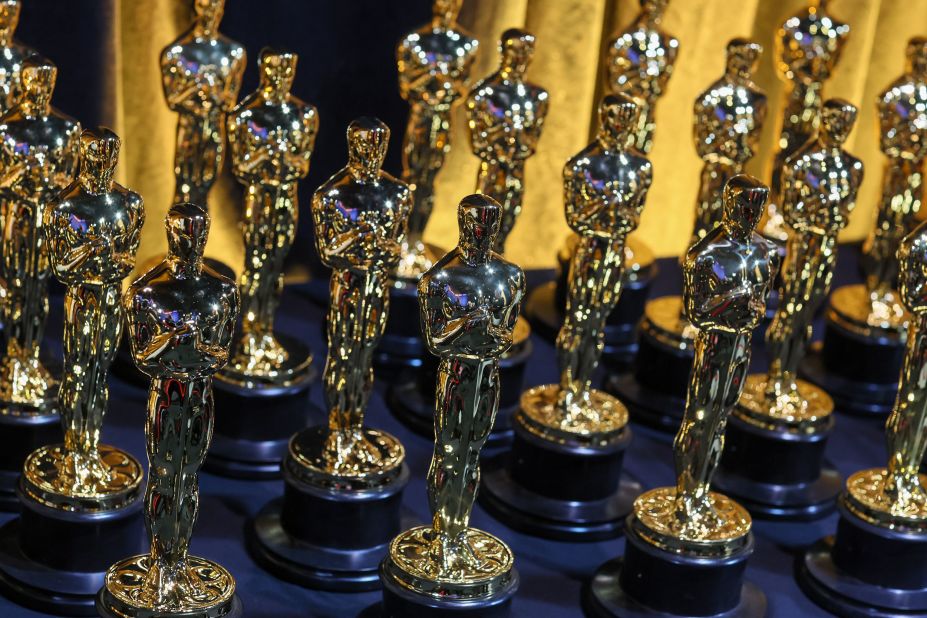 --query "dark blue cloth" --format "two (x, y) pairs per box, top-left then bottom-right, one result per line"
(1, 245), (882, 617)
